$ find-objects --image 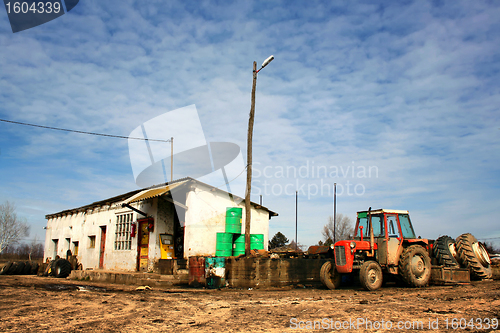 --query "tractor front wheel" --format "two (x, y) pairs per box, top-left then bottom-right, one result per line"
(359, 261), (383, 291)
(399, 245), (431, 287)
(320, 261), (341, 290)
